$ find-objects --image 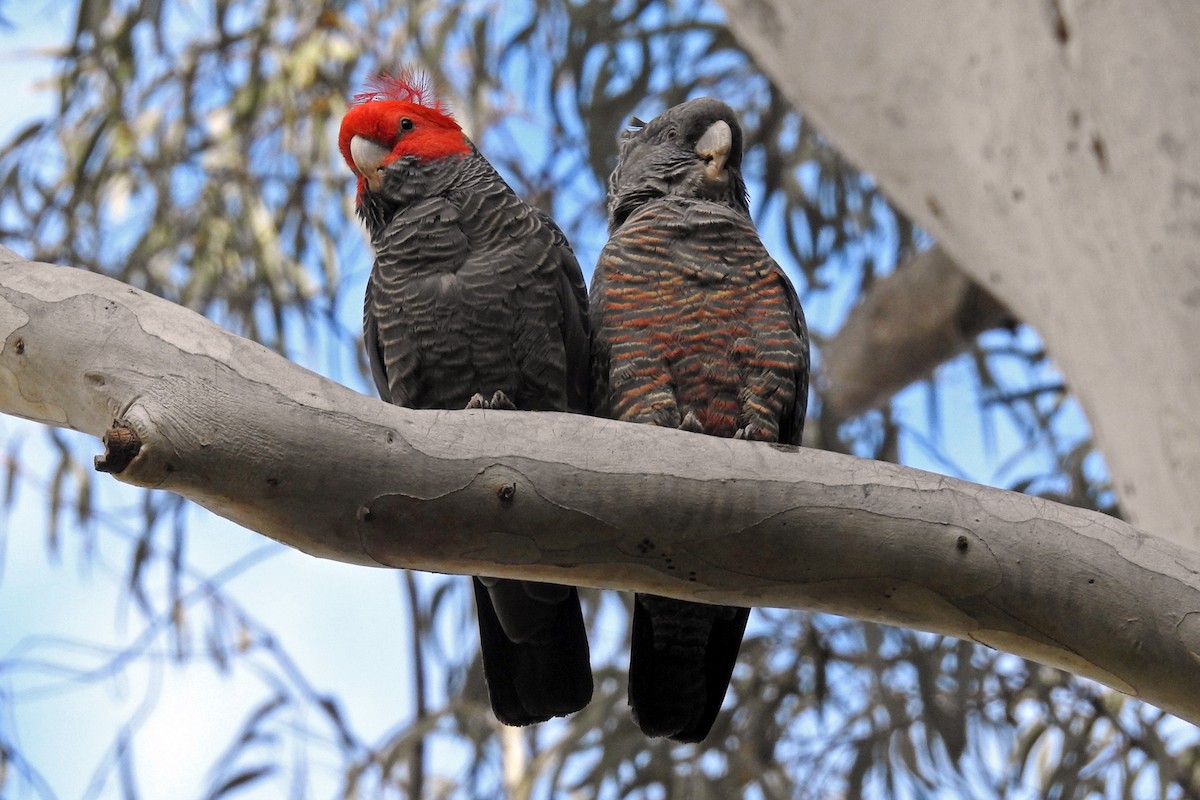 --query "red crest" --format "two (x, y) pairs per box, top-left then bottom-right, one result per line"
(352, 68), (450, 115)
